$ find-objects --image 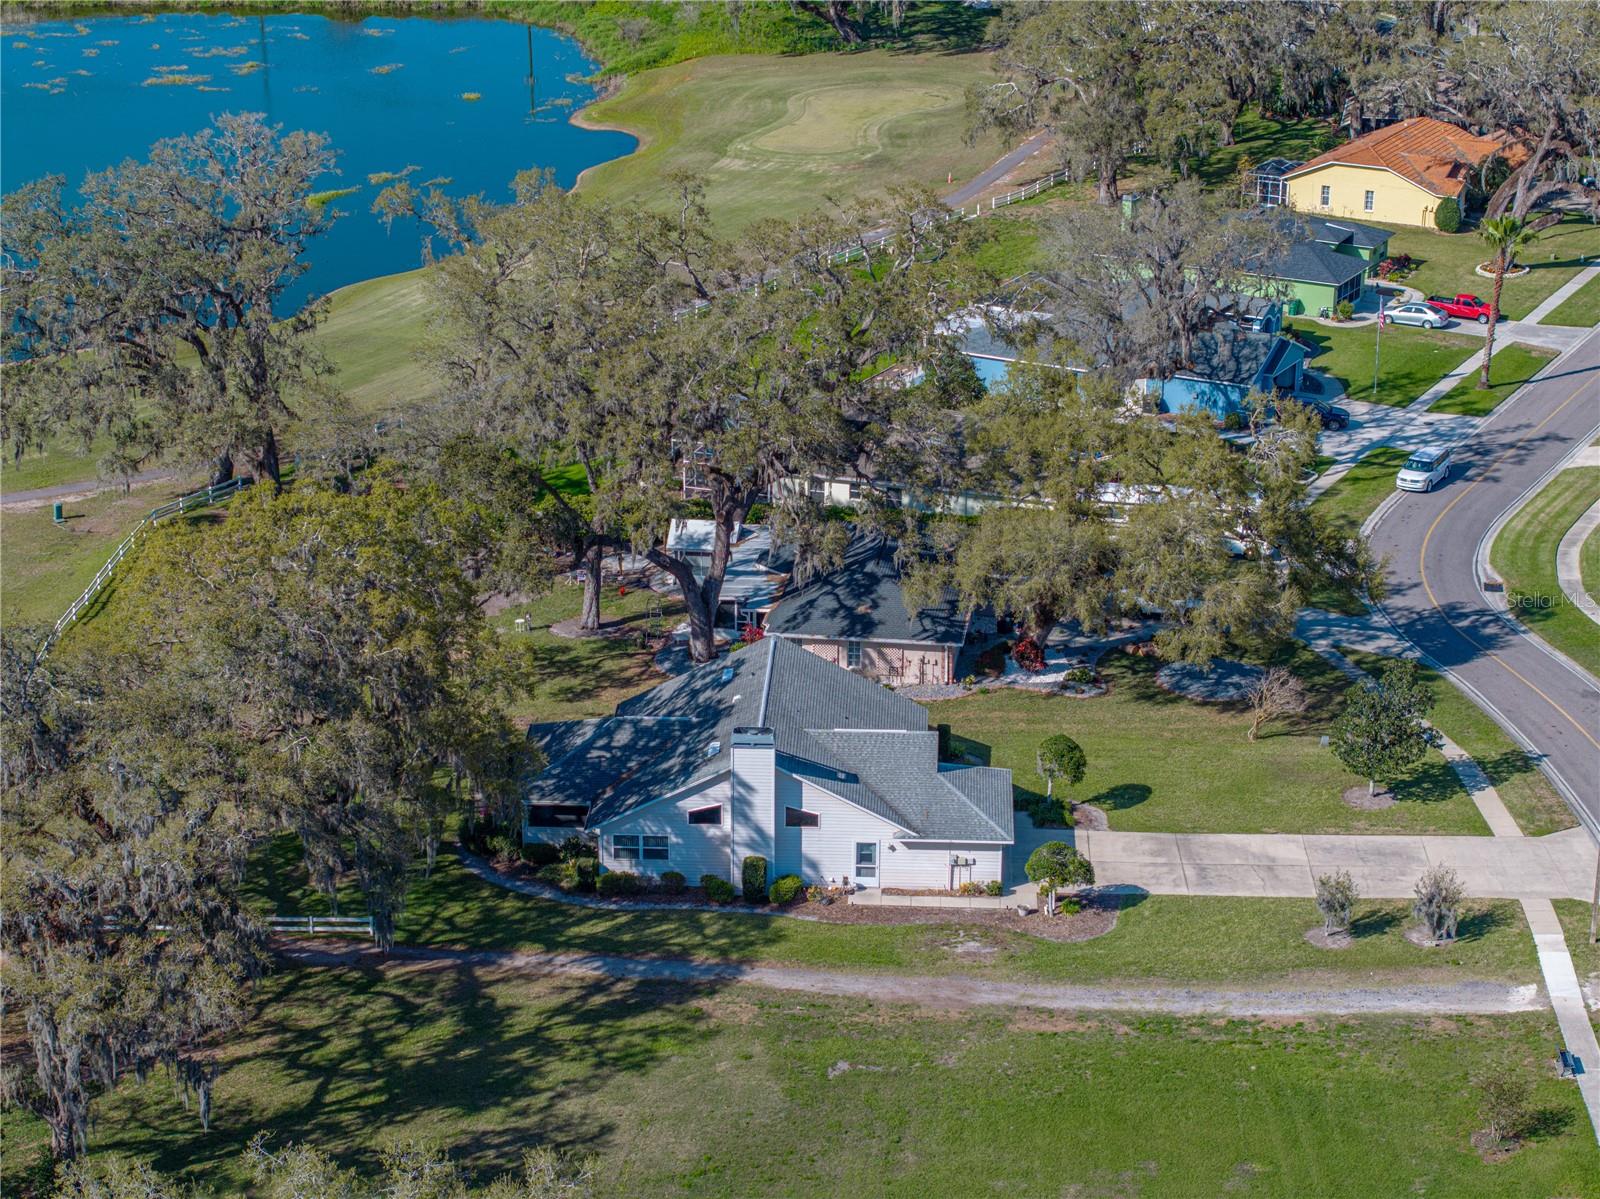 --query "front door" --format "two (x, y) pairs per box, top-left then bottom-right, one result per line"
(854, 841), (878, 888)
